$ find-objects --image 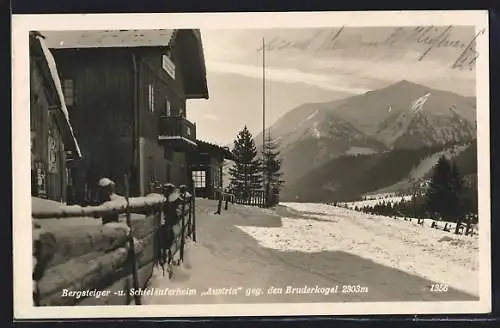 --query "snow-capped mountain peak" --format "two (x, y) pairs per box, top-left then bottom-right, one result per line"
(409, 92), (431, 113)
